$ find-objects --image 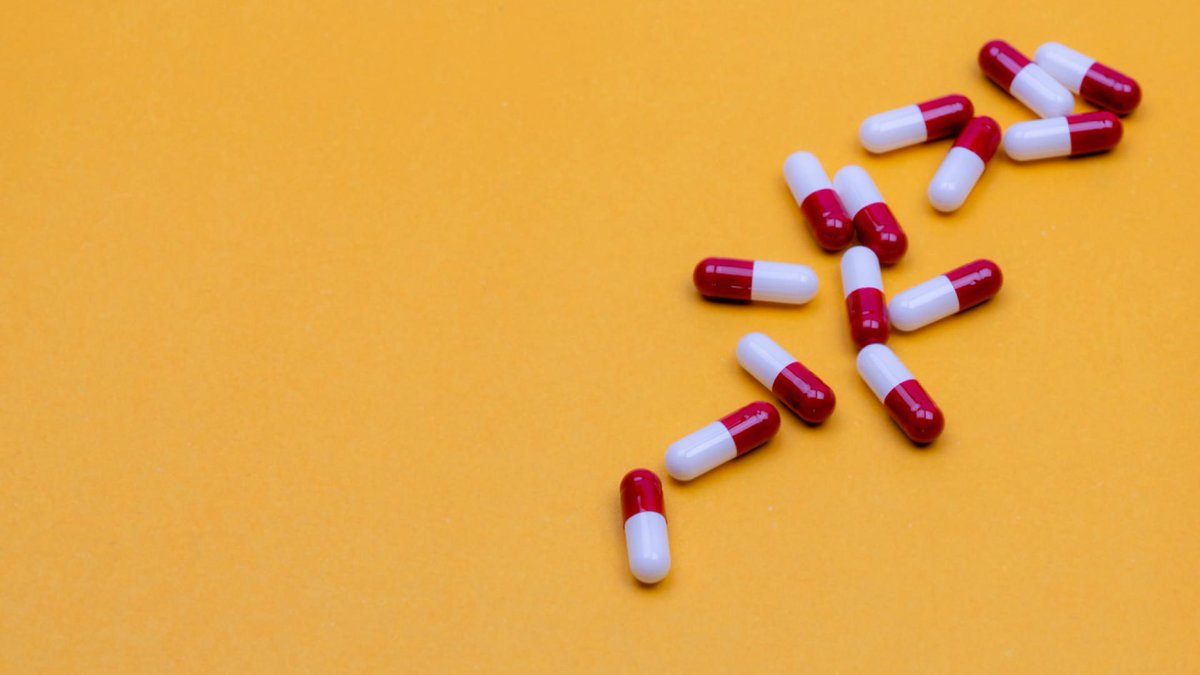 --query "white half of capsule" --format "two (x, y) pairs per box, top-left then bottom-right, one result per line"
(856, 344), (914, 402)
(1004, 117), (1072, 161)
(625, 511), (670, 584)
(783, 151), (833, 204)
(736, 332), (792, 390)
(928, 146), (985, 213)
(840, 246), (883, 297)
(833, 165), (884, 216)
(664, 421), (736, 481)
(1034, 42), (1094, 92)
(889, 275), (959, 331)
(1010, 64), (1075, 118)
(859, 104), (927, 153)
(751, 261), (818, 304)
